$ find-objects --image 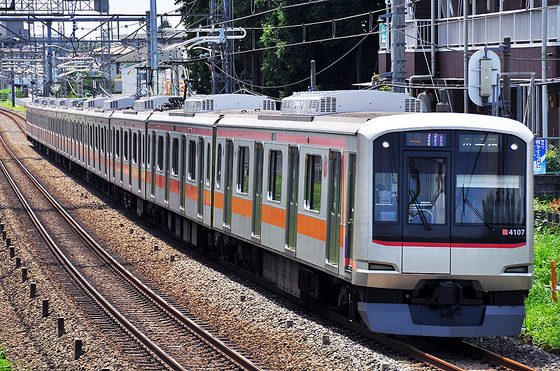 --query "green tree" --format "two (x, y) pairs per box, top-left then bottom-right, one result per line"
(175, 0), (384, 97)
